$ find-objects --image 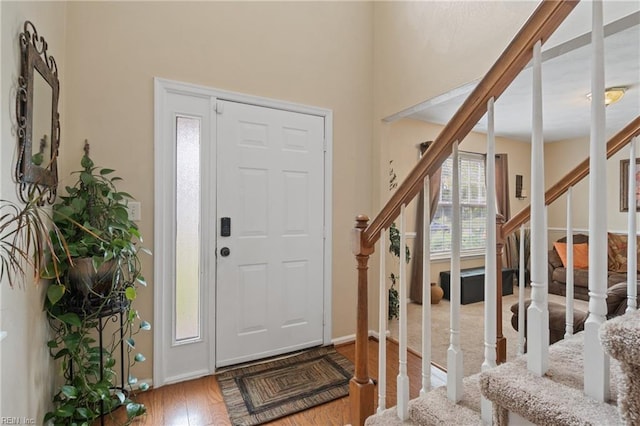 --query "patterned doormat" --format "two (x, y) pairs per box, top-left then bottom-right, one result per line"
(217, 346), (354, 425)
